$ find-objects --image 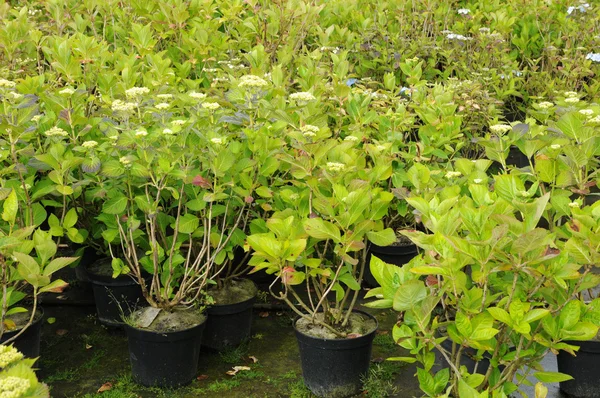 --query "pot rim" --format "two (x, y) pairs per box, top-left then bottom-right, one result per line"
(293, 309), (378, 342)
